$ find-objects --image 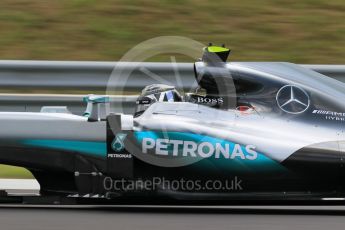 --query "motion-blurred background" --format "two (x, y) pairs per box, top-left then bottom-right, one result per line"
(0, 0), (344, 63)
